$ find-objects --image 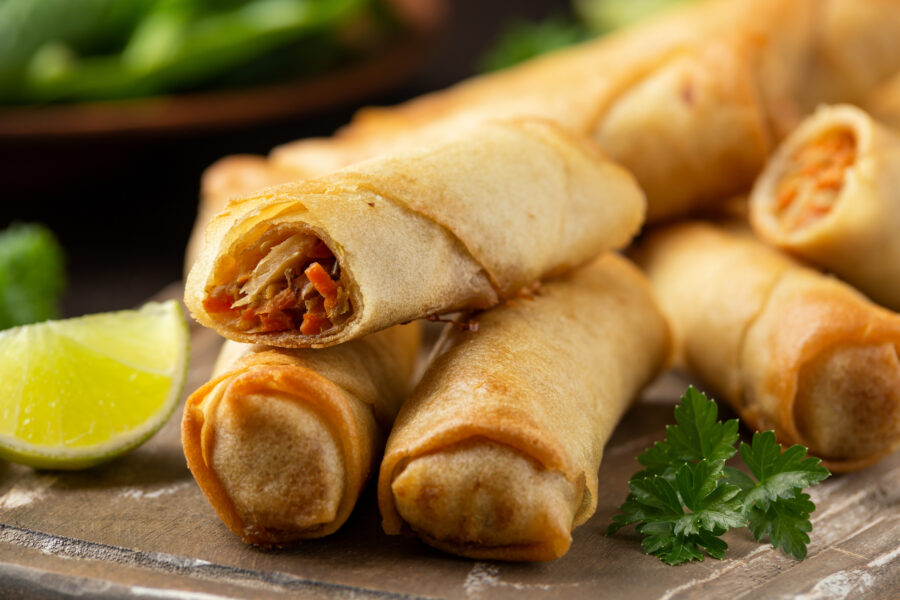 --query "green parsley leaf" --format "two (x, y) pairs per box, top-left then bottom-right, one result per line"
(672, 461), (745, 537)
(667, 387), (740, 463)
(724, 431), (830, 559)
(635, 386), (738, 478)
(640, 521), (705, 565)
(611, 460), (745, 564)
(738, 431), (831, 507)
(746, 488), (816, 559)
(608, 387), (829, 565)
